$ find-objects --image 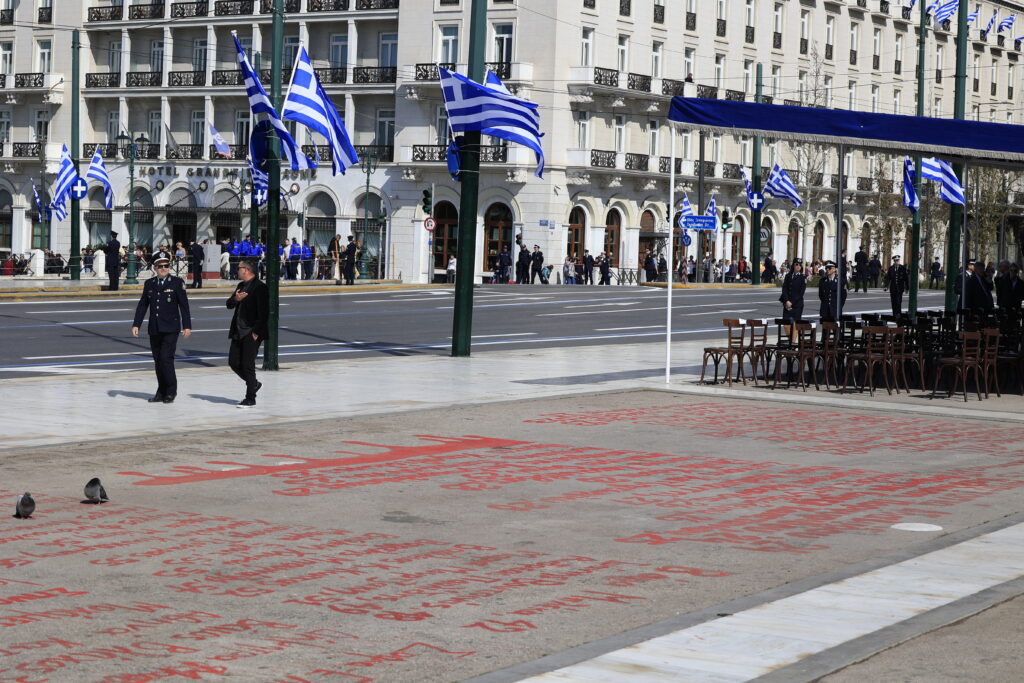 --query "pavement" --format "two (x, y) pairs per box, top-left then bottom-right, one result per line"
(1, 337), (1023, 681)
